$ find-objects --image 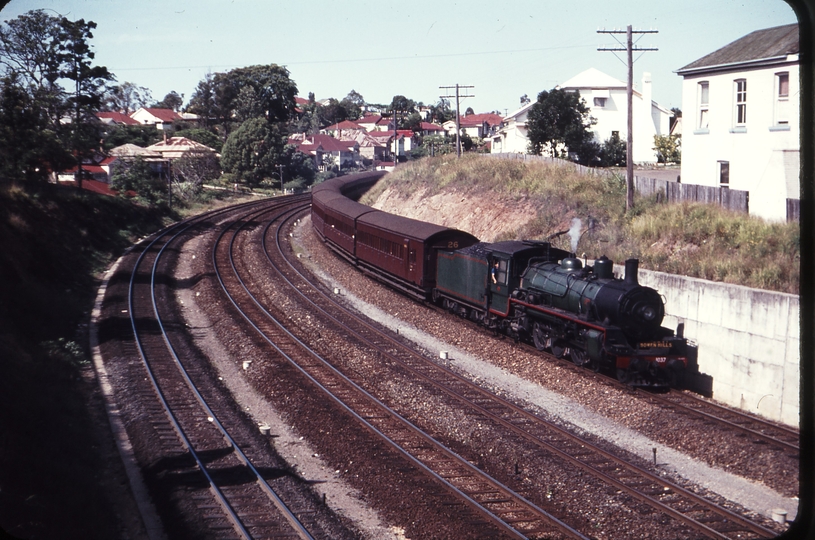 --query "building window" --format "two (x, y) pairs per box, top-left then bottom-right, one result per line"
(734, 79), (747, 126)
(593, 97), (606, 108)
(775, 72), (790, 125)
(697, 82), (709, 130)
(718, 161), (730, 188)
